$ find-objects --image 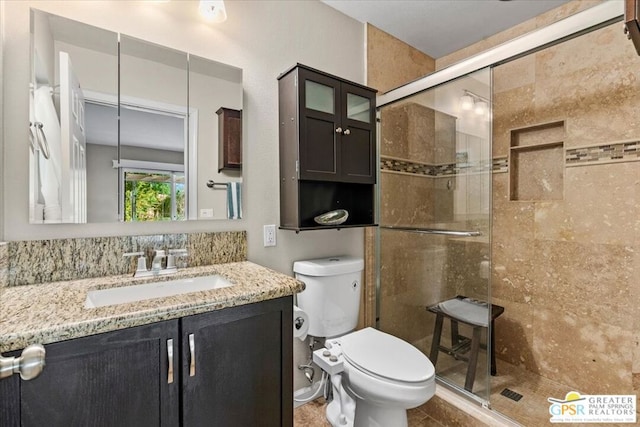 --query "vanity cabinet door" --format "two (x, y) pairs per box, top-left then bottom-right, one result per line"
(0, 374), (19, 427)
(16, 320), (180, 427)
(181, 296), (293, 427)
